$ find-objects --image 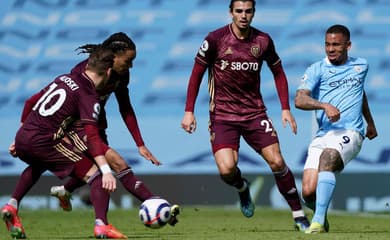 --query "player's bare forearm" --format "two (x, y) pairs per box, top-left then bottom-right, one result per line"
(94, 155), (116, 192)
(295, 89), (340, 122)
(361, 92), (377, 139)
(295, 89), (325, 110)
(362, 91), (375, 125)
